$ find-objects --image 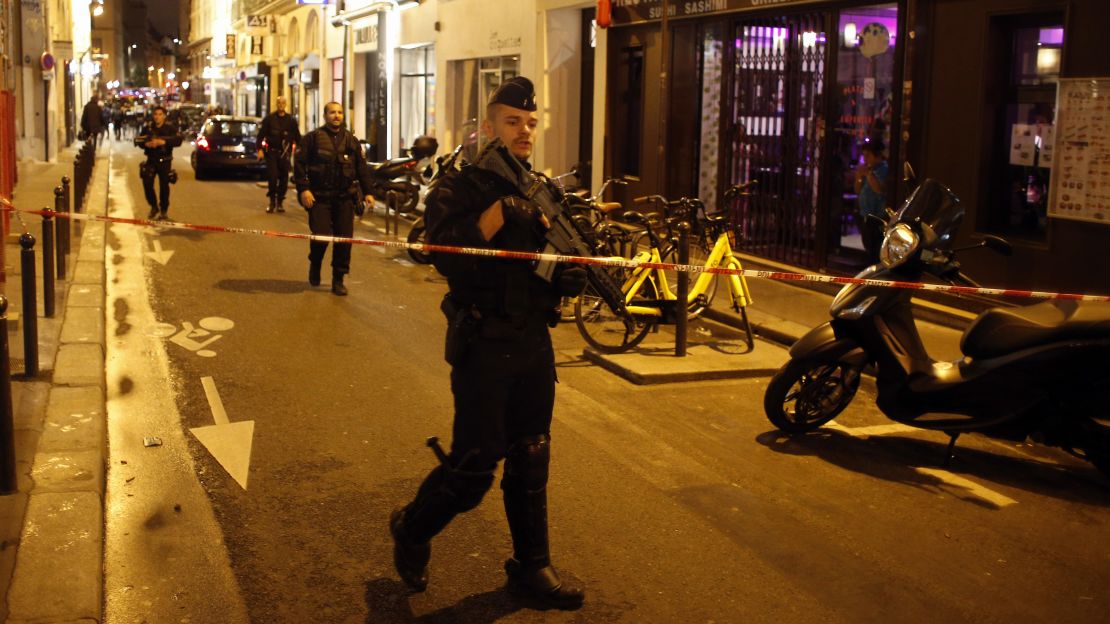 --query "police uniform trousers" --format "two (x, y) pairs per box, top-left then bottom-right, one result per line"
(307, 194), (355, 275)
(142, 158), (172, 212)
(265, 151), (292, 201)
(402, 313), (556, 548)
